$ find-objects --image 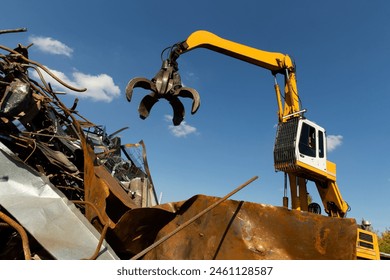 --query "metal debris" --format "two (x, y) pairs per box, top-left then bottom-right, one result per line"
(0, 28), (158, 259)
(0, 142), (118, 260)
